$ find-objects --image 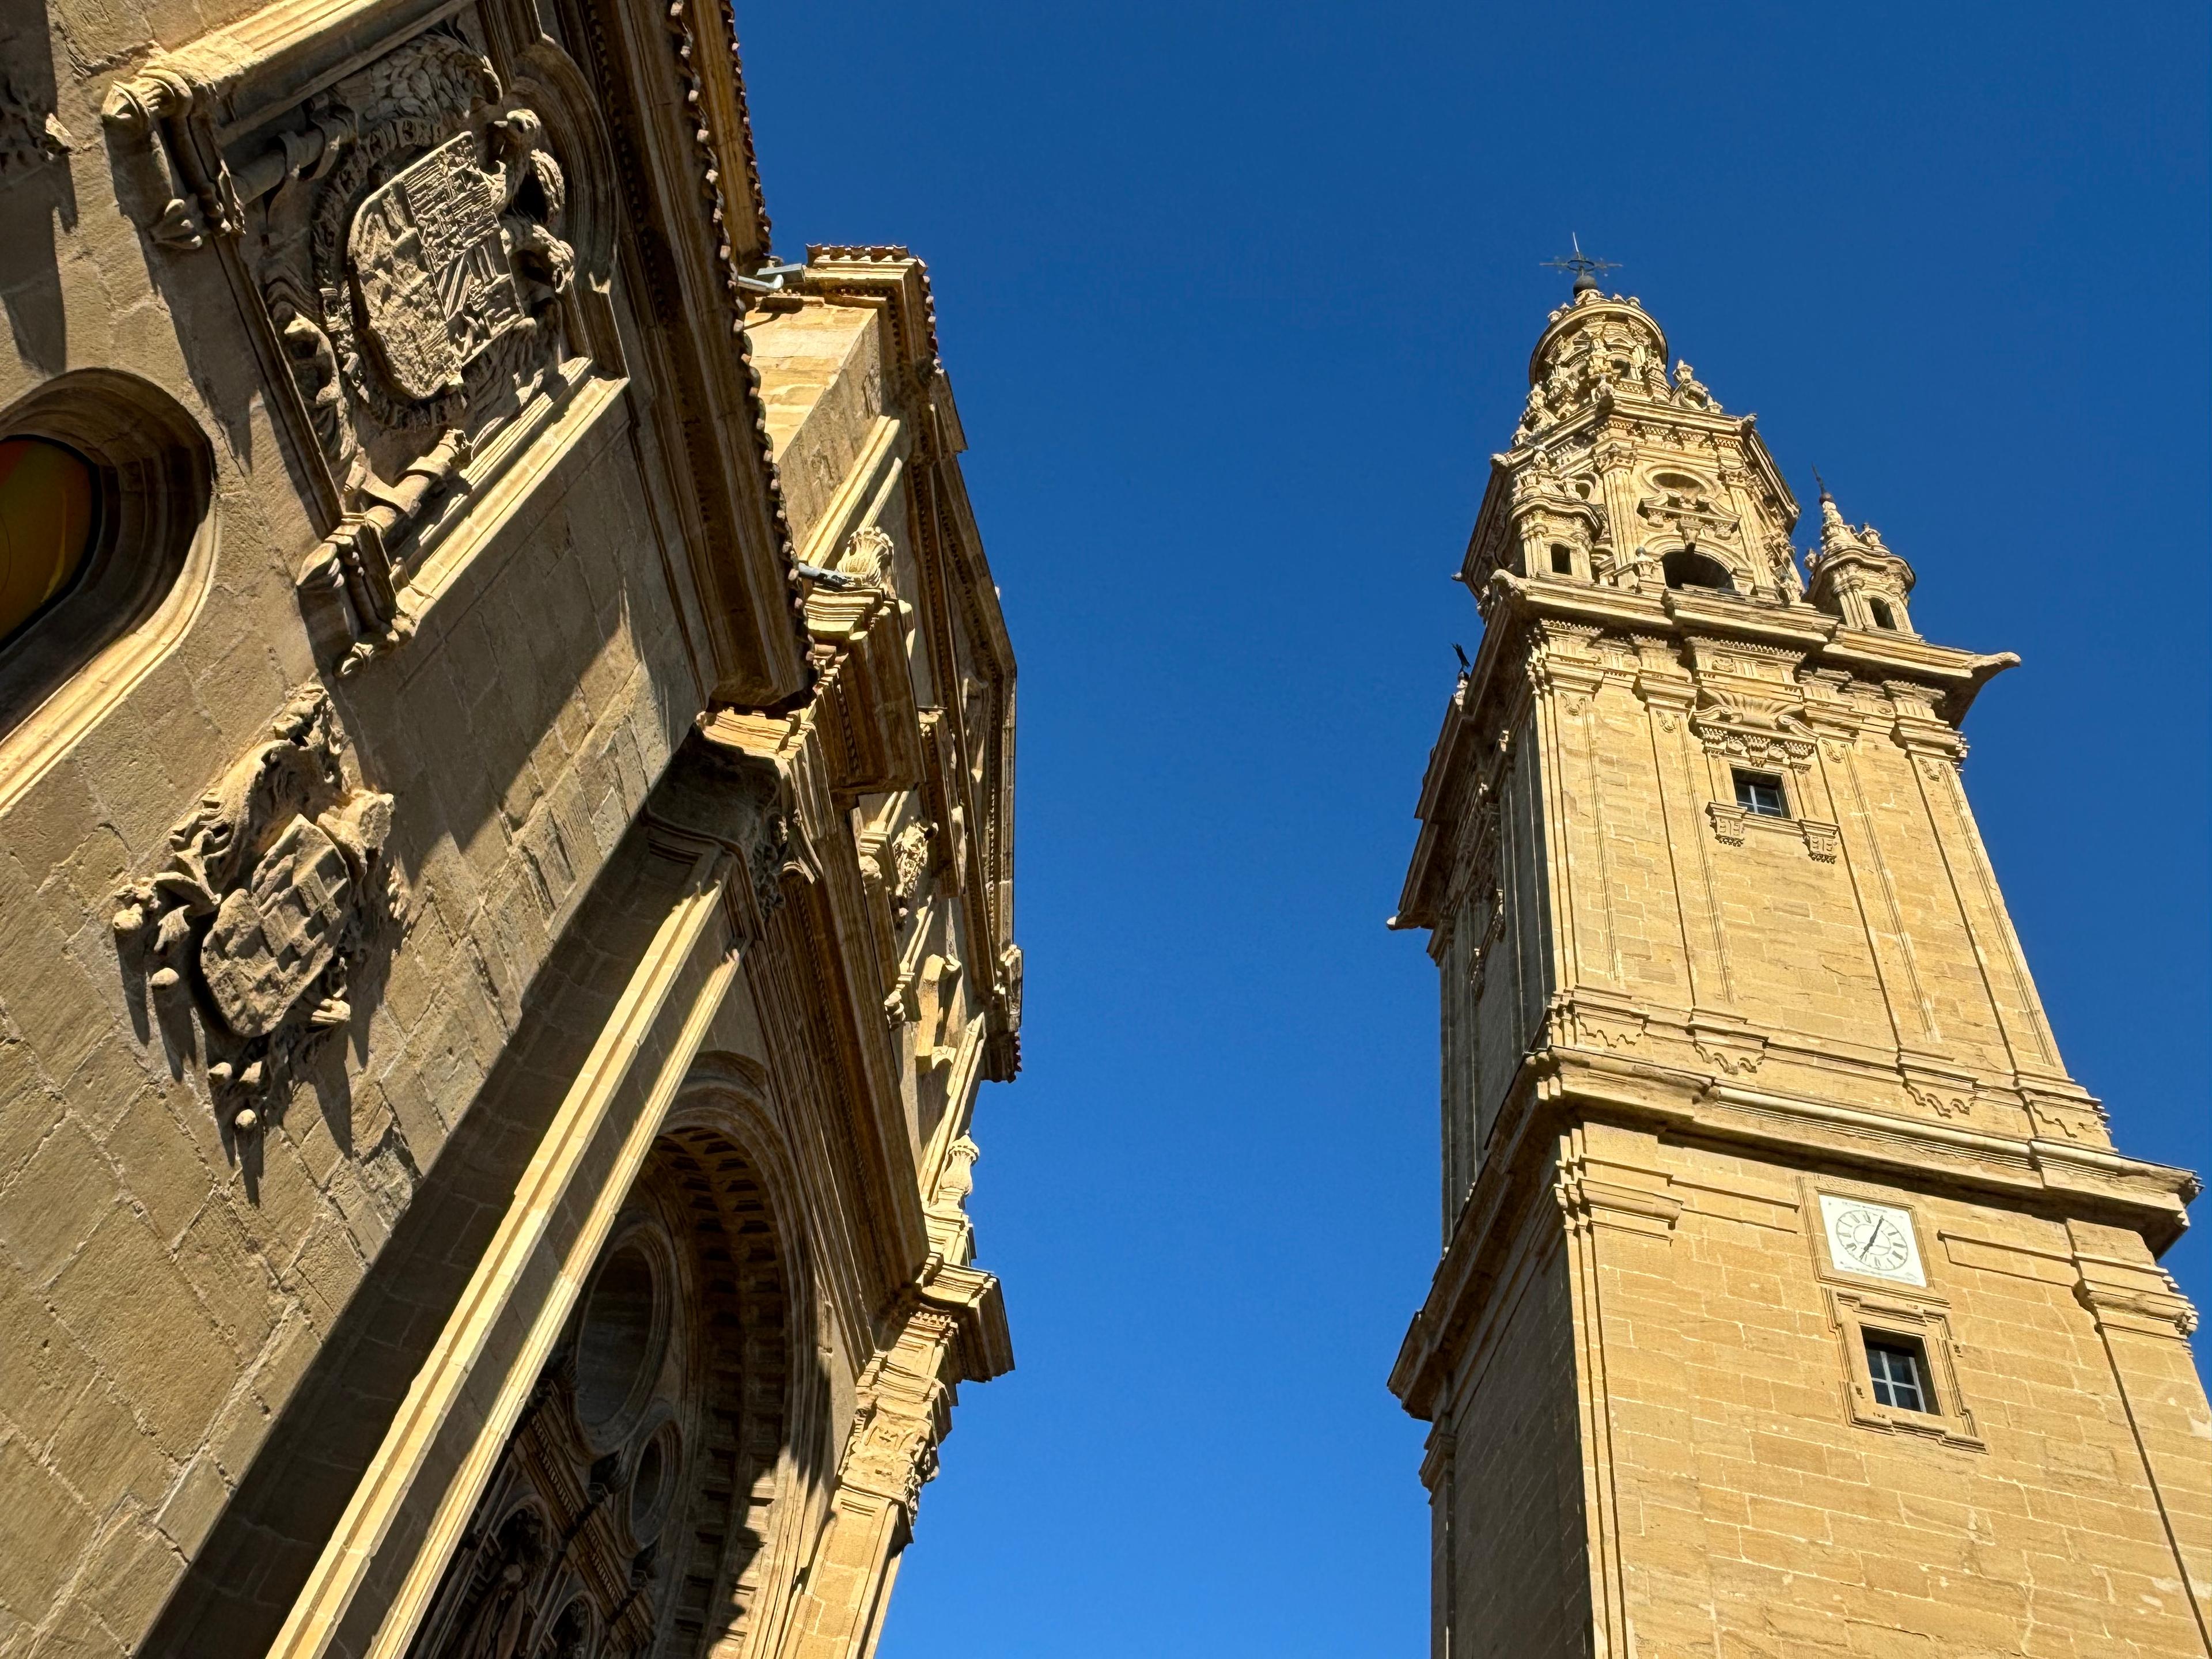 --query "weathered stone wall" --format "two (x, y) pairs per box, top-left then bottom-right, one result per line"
(0, 368), (700, 1658)
(1435, 1222), (1586, 1659)
(0, 0), (1019, 1643)
(1584, 1126), (2205, 1654)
